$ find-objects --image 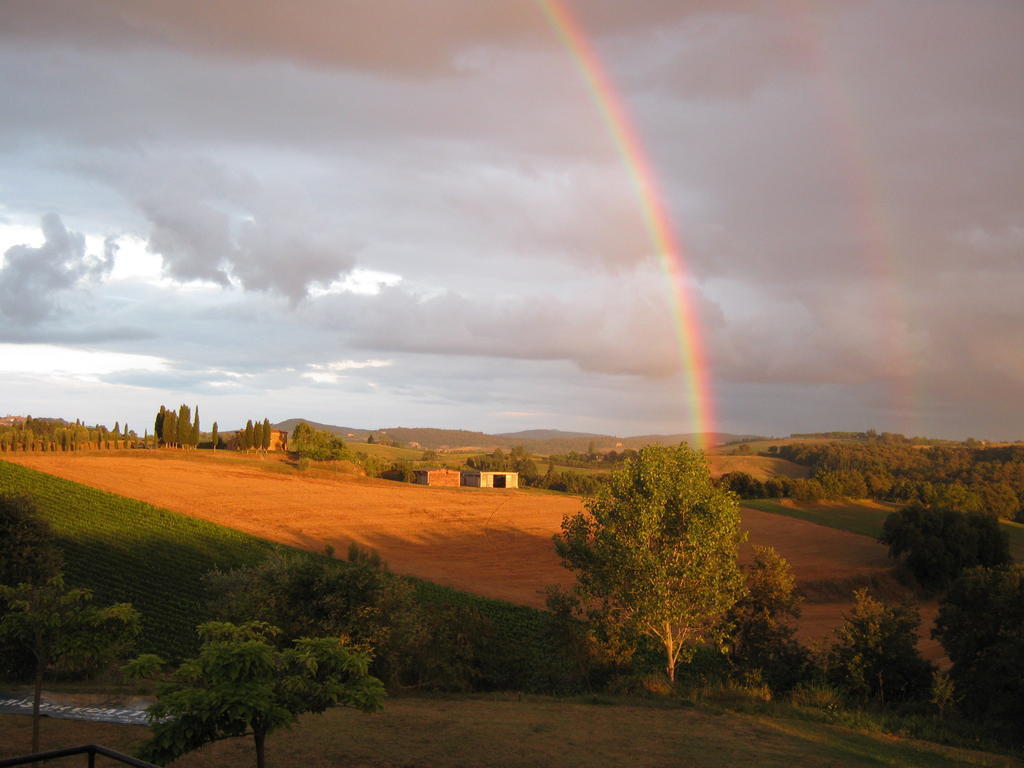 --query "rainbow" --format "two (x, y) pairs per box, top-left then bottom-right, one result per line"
(536, 0), (715, 447)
